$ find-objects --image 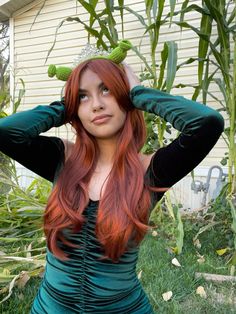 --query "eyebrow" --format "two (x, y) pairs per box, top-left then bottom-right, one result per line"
(79, 82), (105, 93)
